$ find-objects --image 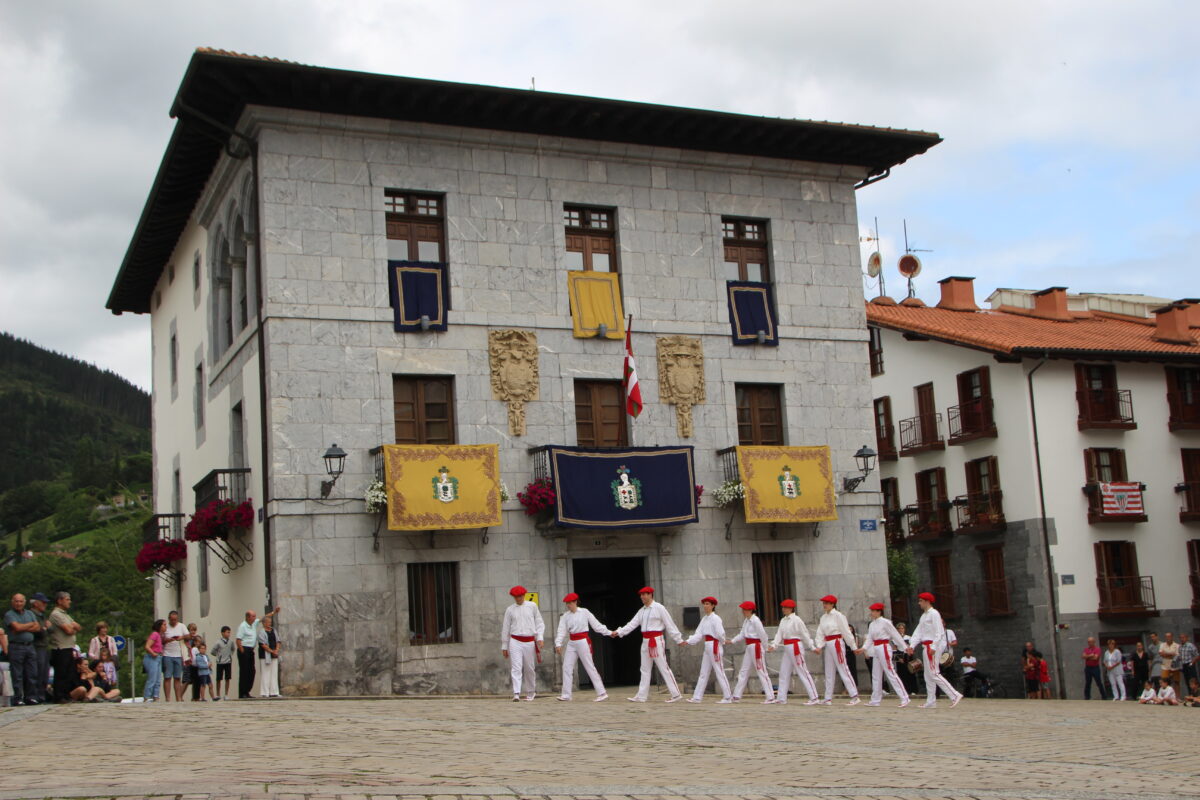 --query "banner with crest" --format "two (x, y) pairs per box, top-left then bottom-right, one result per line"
(548, 446), (698, 529)
(735, 445), (837, 524)
(383, 444), (502, 530)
